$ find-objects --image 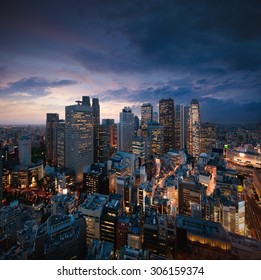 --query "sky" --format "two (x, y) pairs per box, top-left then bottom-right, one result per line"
(0, 0), (260, 124)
